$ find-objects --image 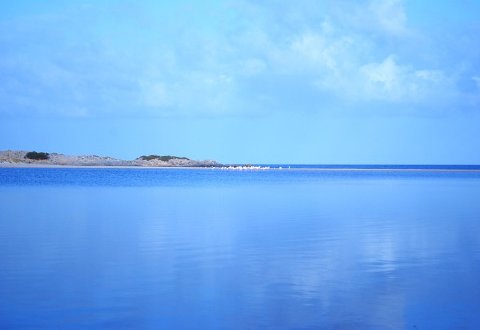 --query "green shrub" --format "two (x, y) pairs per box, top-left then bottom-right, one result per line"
(25, 151), (50, 160)
(139, 155), (189, 161)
